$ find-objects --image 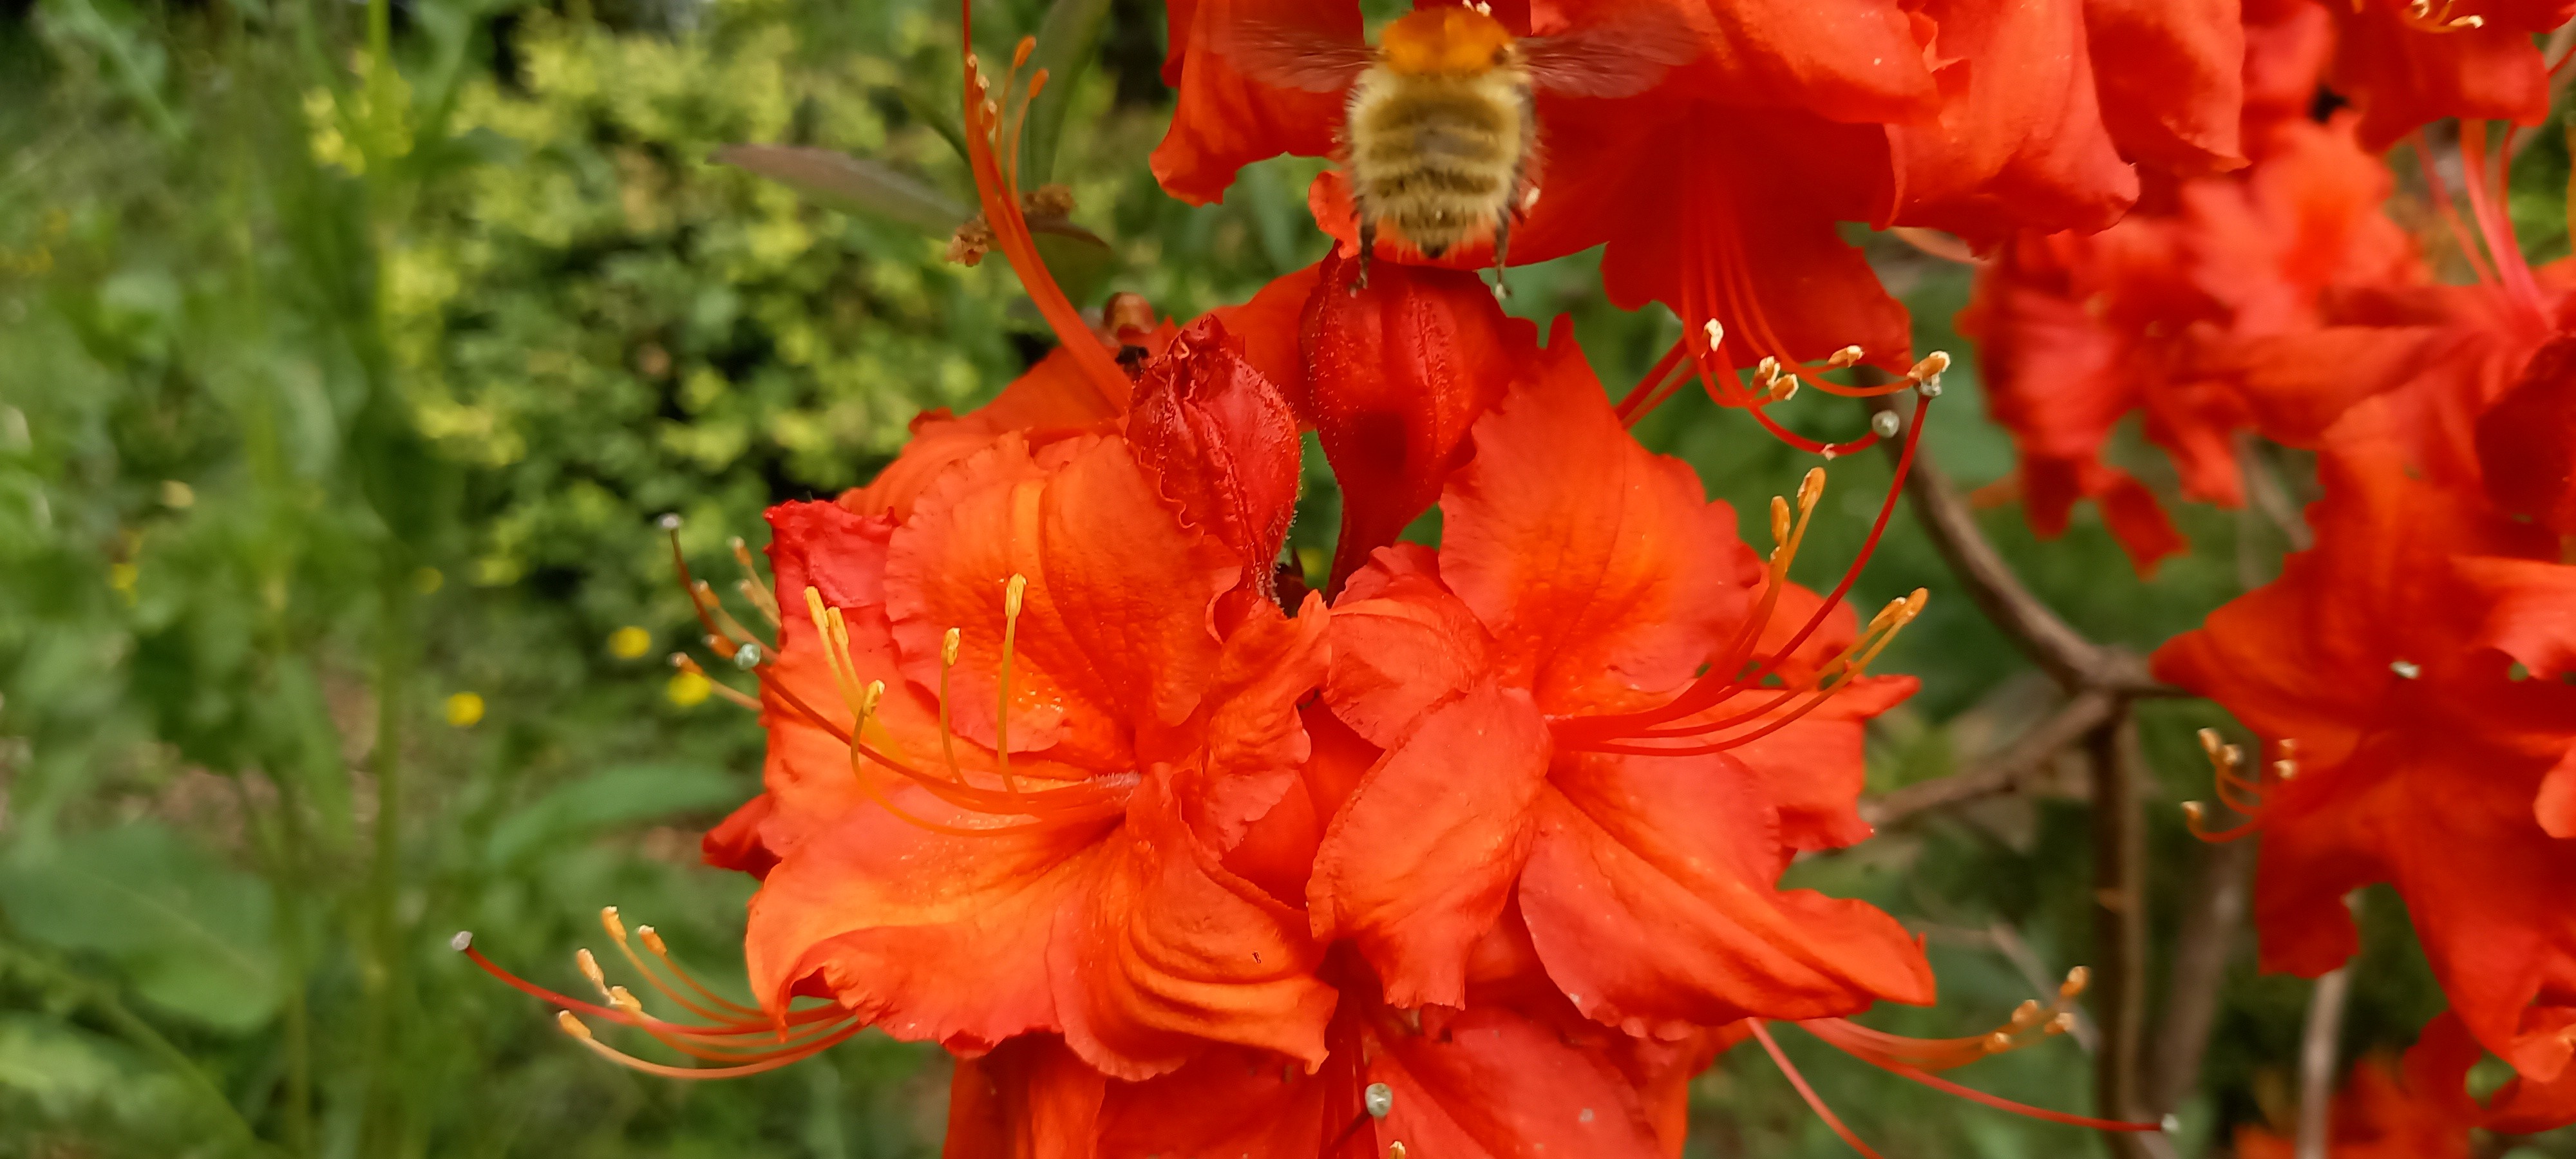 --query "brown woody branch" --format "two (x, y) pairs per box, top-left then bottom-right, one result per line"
(1860, 690), (2117, 828)
(1882, 433), (2167, 695)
